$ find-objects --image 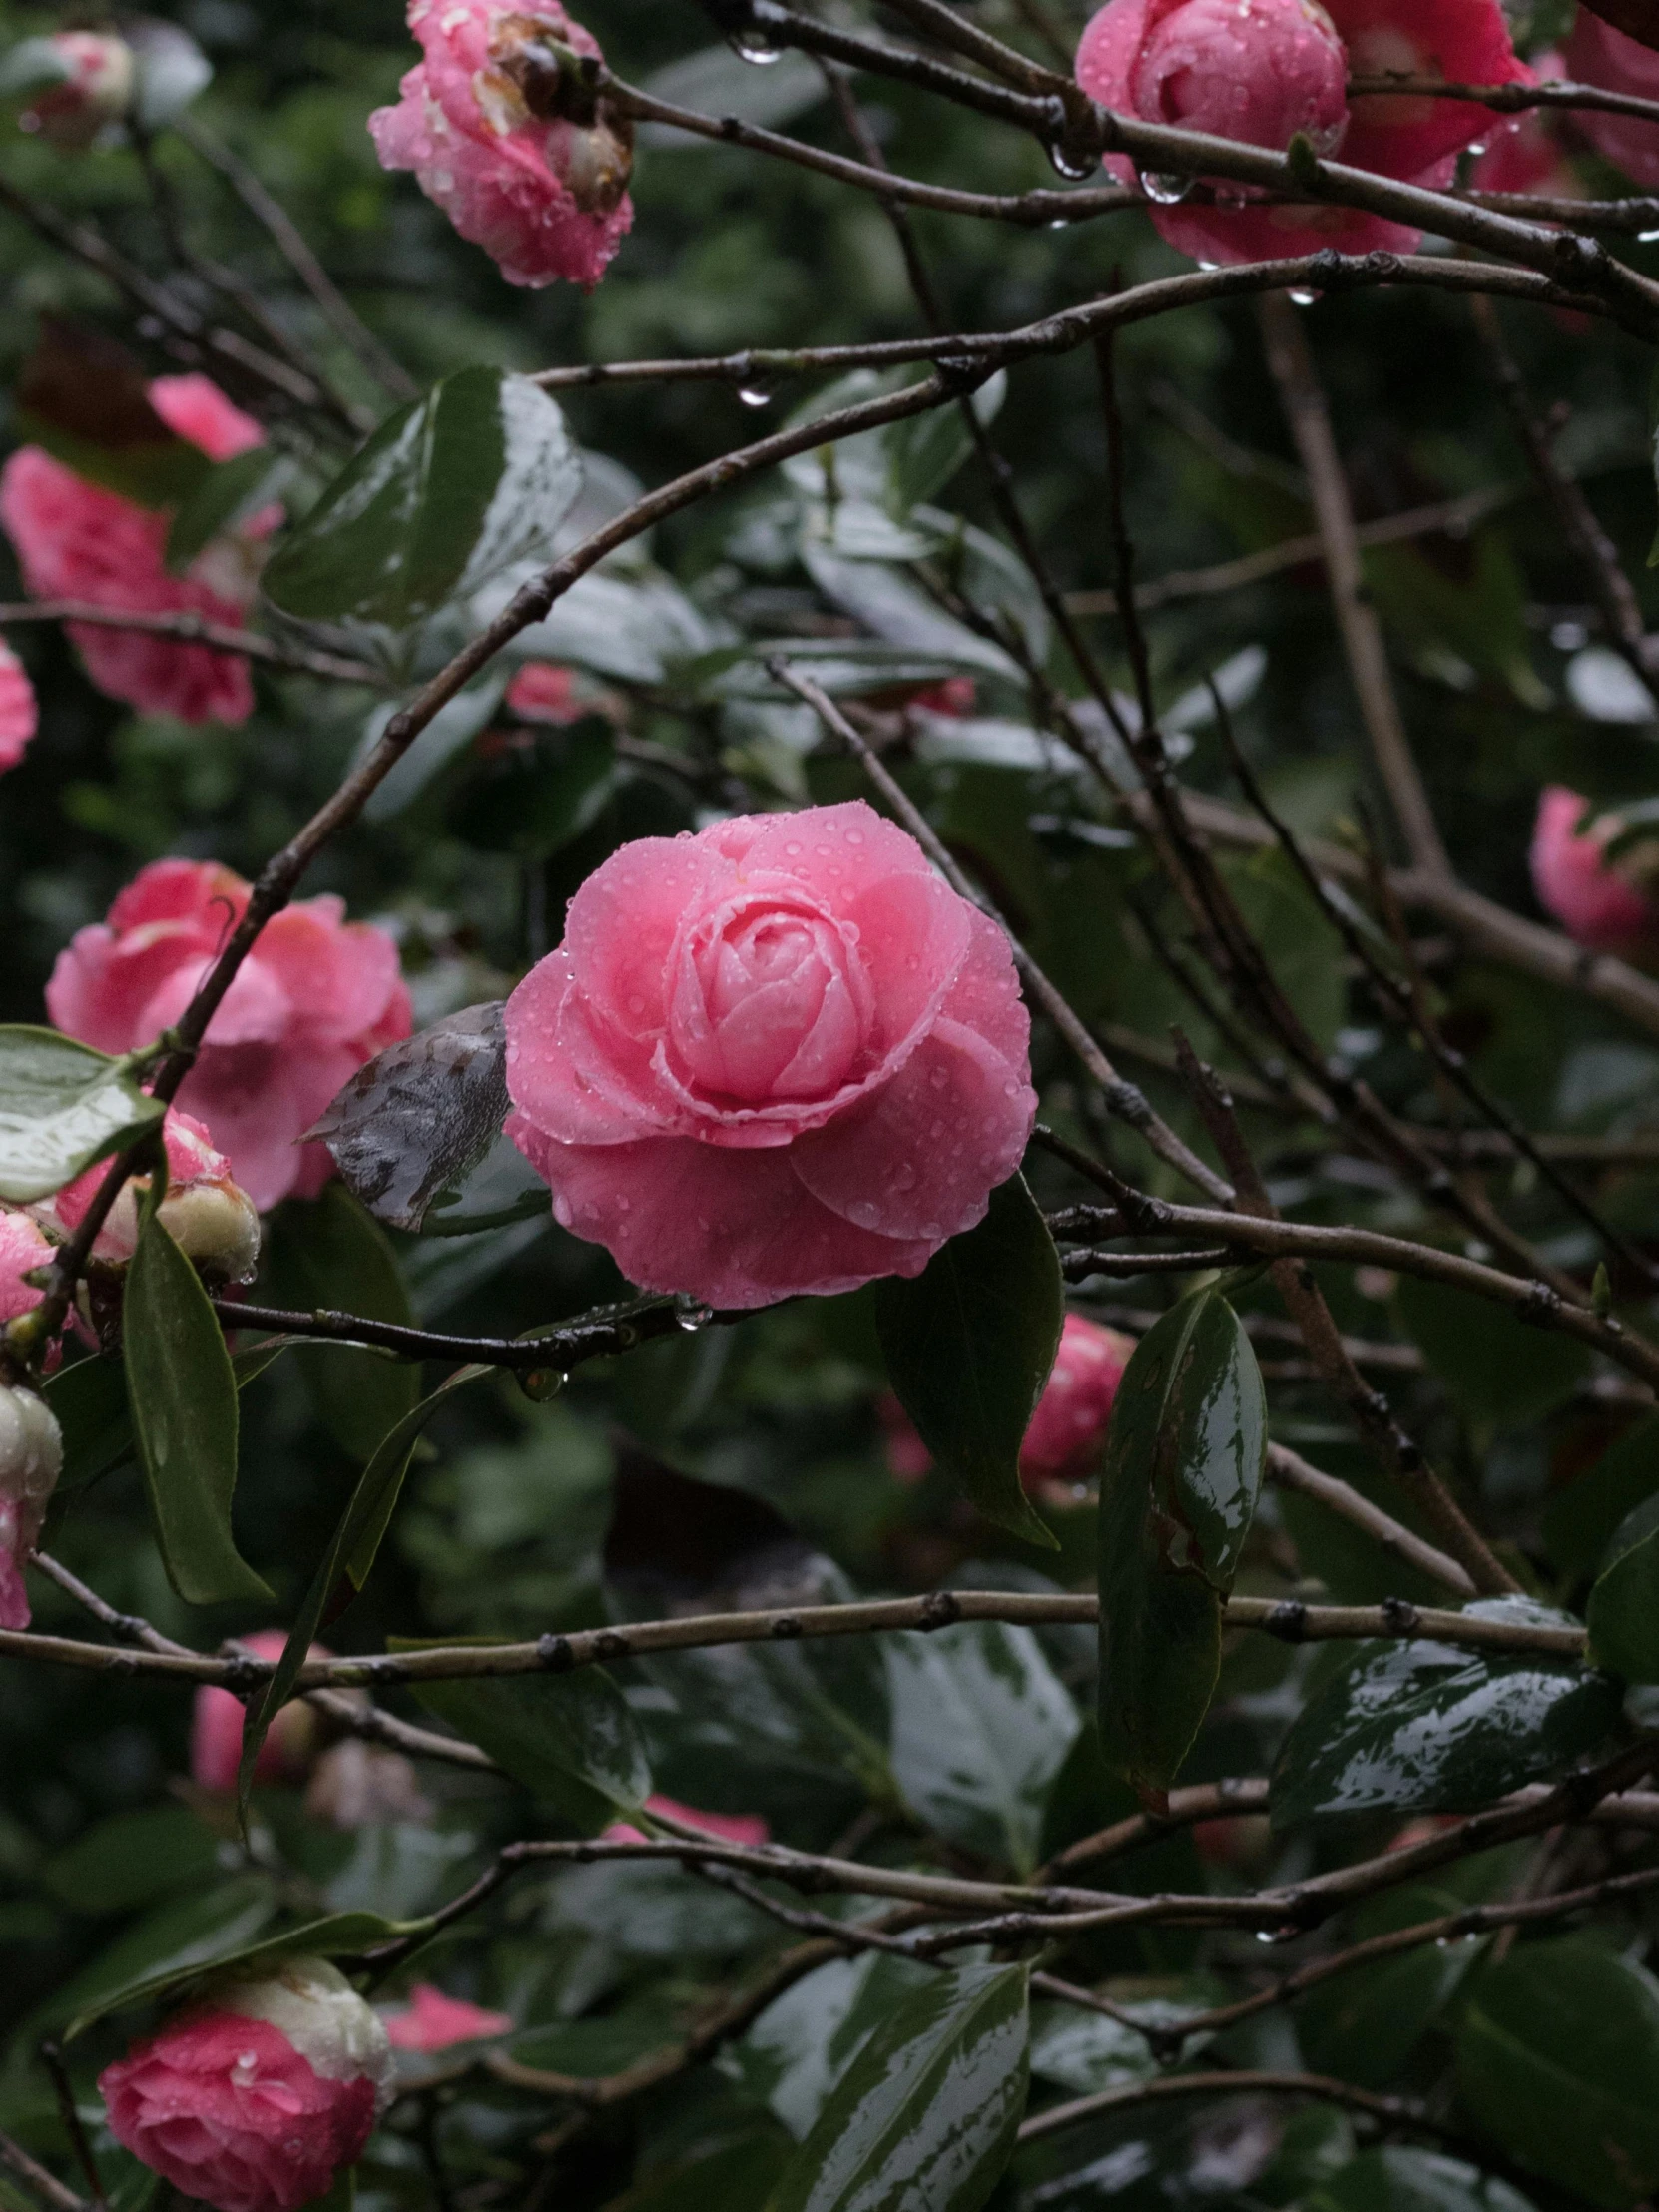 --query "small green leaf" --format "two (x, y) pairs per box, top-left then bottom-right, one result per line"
(1297, 1886), (1481, 2089)
(1395, 1275), (1590, 1431)
(124, 1207), (271, 1609)
(1543, 1414), (1659, 1581)
(766, 1963), (1030, 2212)
(875, 1174), (1063, 1547)
(236, 1364), (489, 1812)
(1456, 1938), (1659, 2208)
(0, 1025), (164, 1203)
(1302, 2147), (1540, 2212)
(266, 1183), (419, 1462)
(410, 1665), (651, 1836)
(165, 446), (288, 573)
(1271, 1599), (1621, 1828)
(1095, 1287), (1267, 1798)
(47, 1876), (276, 2038)
(262, 366), (580, 633)
(1586, 1490), (1659, 1679)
